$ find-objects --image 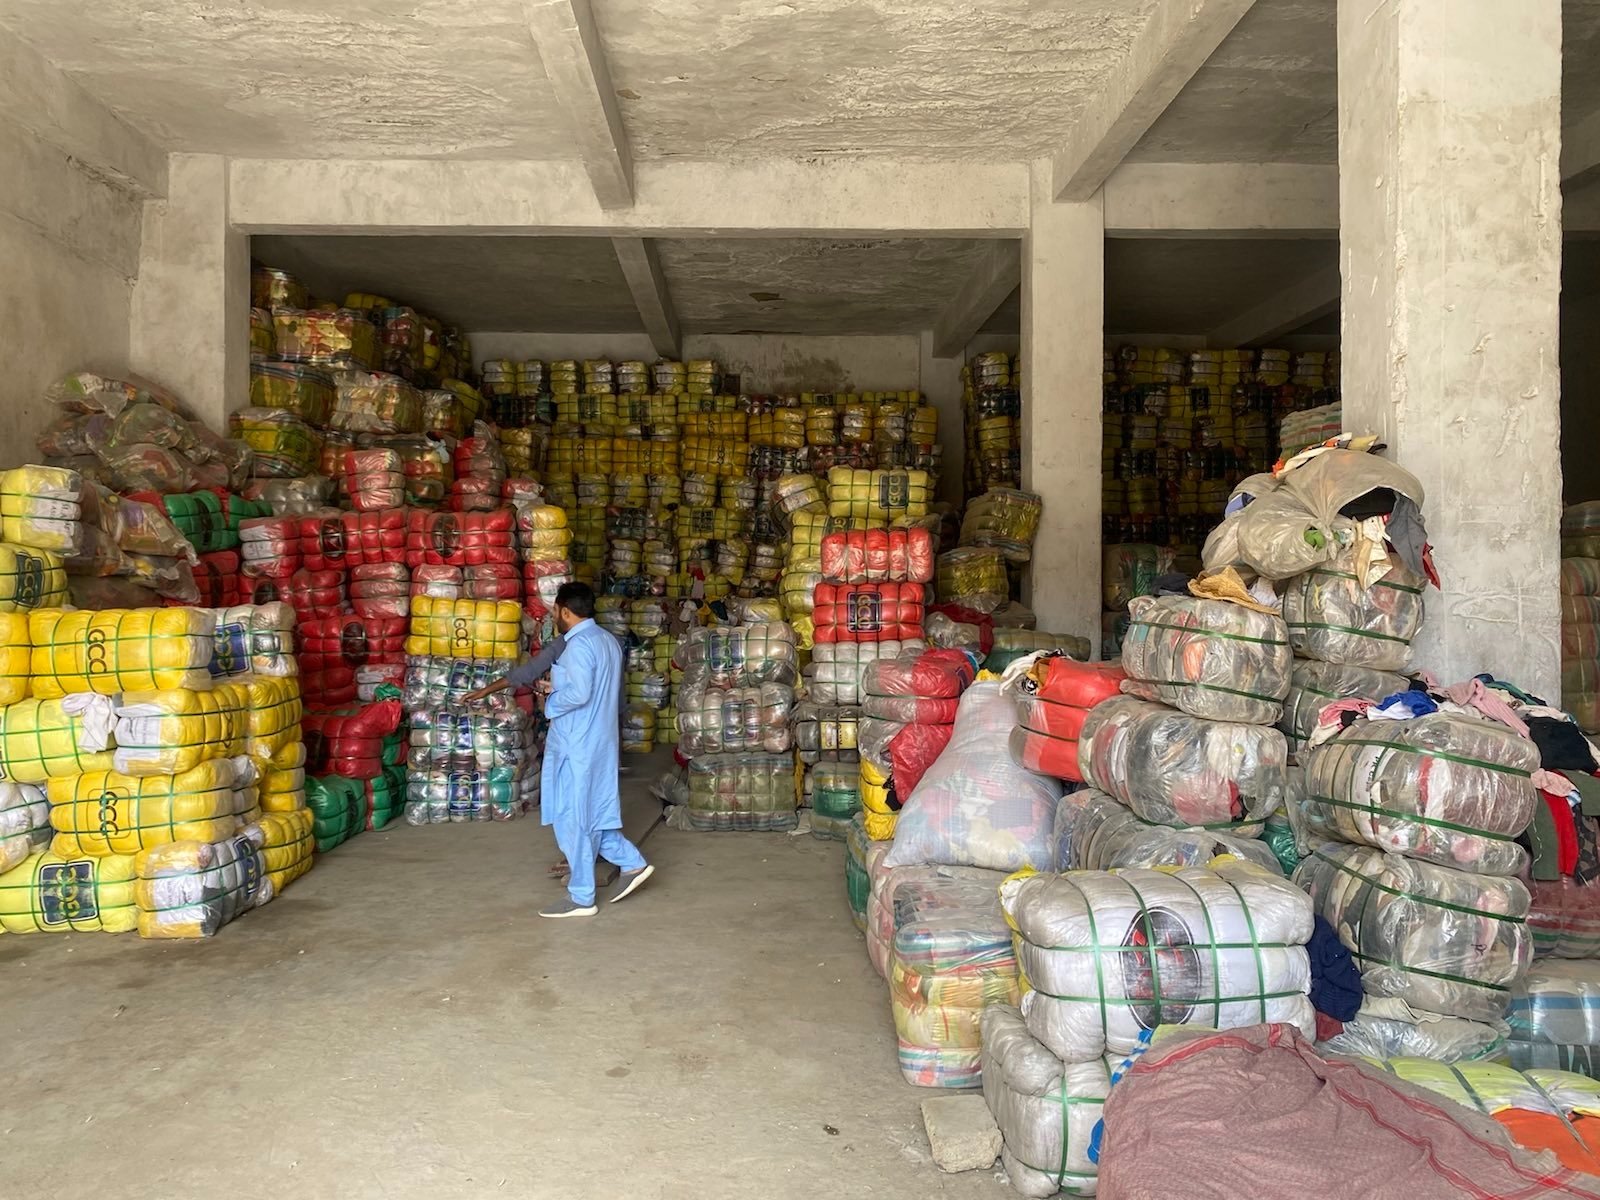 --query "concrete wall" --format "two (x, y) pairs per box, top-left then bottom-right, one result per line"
(0, 113), (143, 466)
